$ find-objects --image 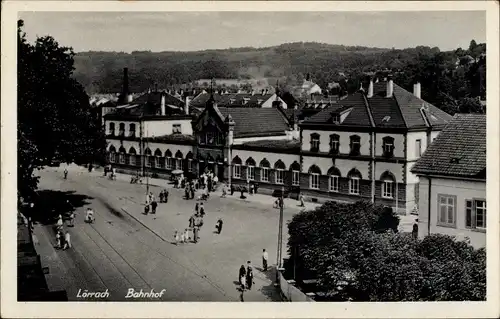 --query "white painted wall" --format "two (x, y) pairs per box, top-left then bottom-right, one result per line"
(374, 133), (405, 158)
(430, 130), (441, 143)
(407, 131), (428, 161)
(143, 119), (193, 137)
(261, 94), (288, 109)
(231, 149), (299, 168)
(301, 129), (371, 155)
(374, 162), (405, 182)
(418, 176), (486, 248)
(233, 135), (291, 145)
